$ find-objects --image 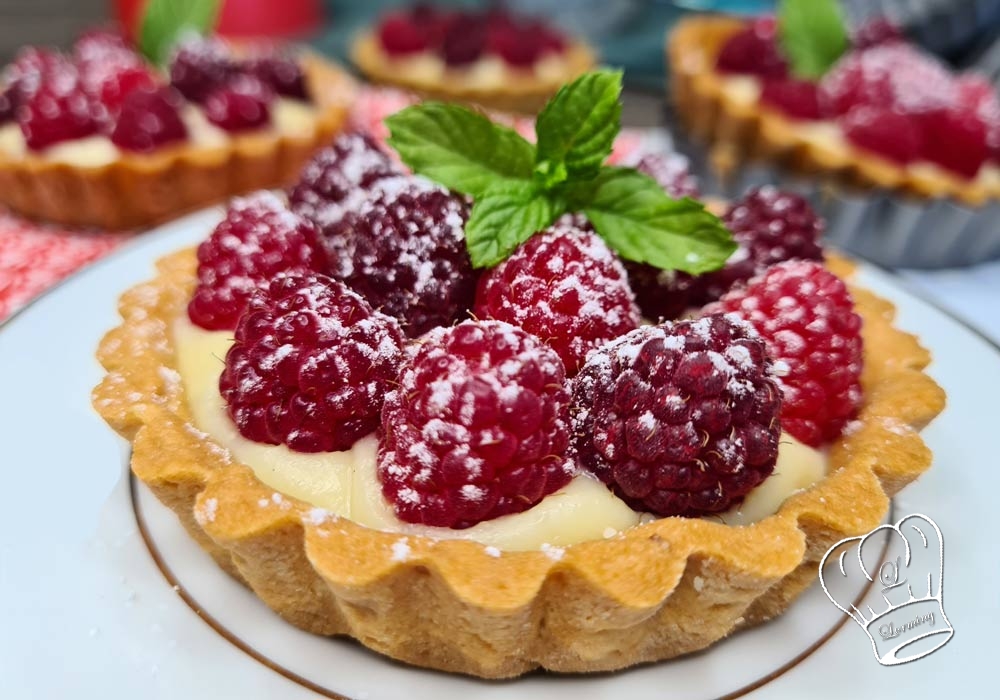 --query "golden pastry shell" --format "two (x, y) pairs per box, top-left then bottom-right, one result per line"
(93, 248), (945, 678)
